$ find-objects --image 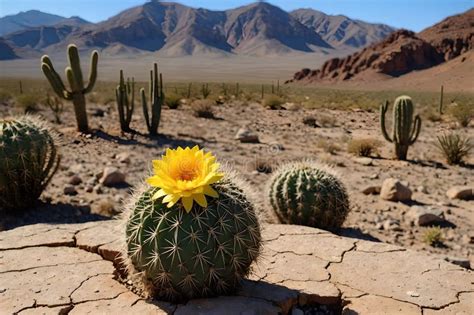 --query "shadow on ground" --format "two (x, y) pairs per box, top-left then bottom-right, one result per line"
(0, 201), (109, 231)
